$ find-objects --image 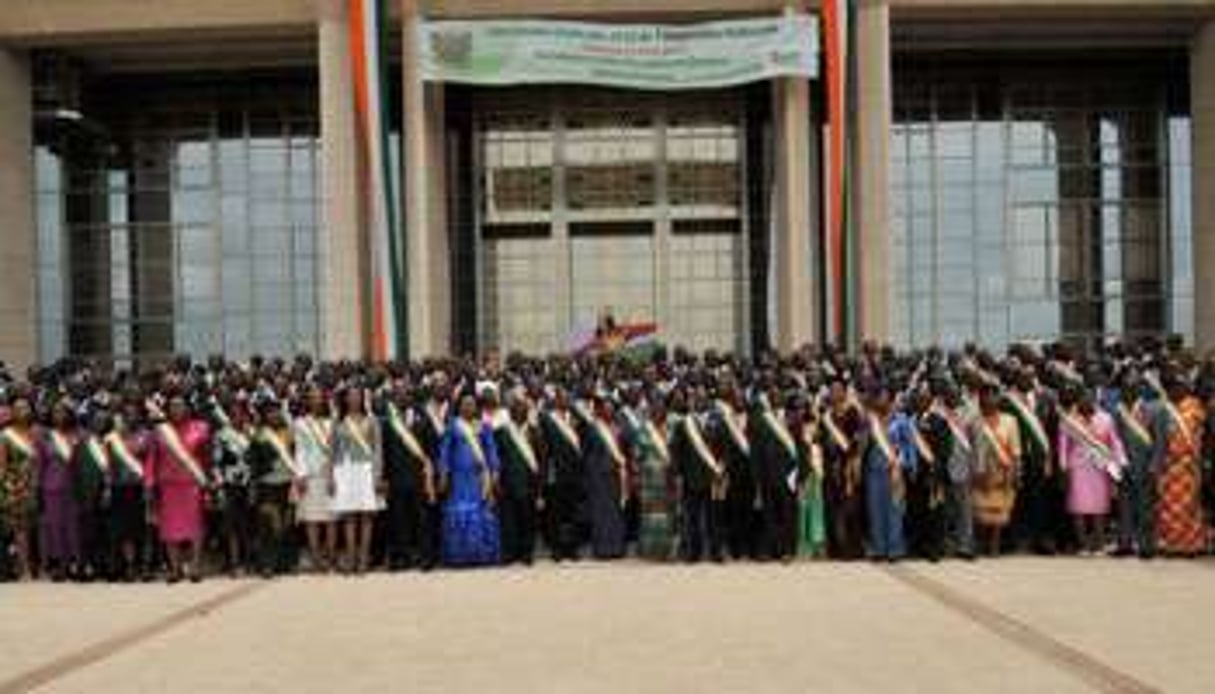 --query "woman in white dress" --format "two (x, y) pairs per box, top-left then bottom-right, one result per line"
(330, 385), (384, 574)
(294, 385), (336, 572)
